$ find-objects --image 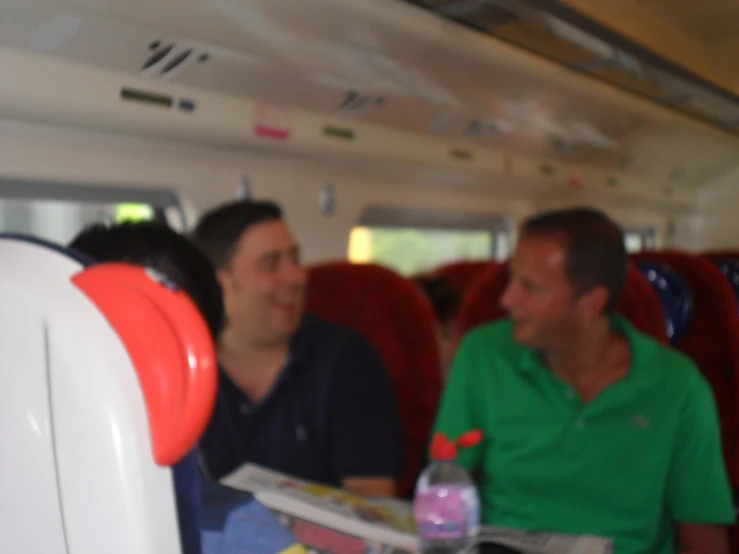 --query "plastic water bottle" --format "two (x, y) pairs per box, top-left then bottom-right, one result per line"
(413, 430), (482, 554)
